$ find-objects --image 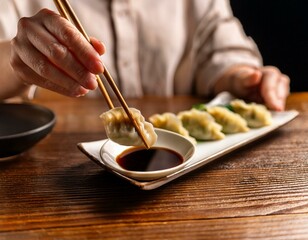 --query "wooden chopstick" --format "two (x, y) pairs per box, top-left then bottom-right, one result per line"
(53, 0), (150, 149)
